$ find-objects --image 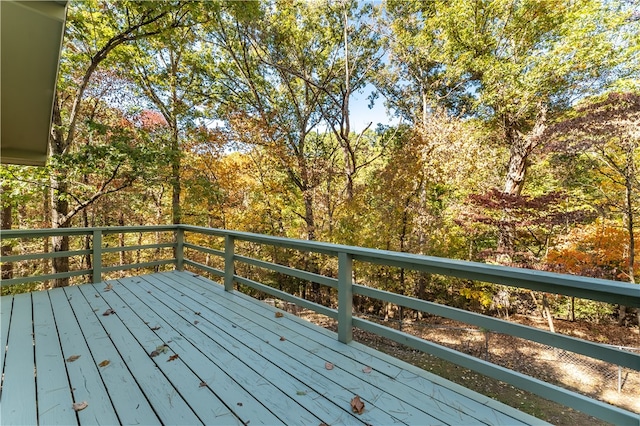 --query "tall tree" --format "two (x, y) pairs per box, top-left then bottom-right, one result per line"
(48, 0), (188, 286)
(126, 4), (209, 225)
(384, 0), (636, 256)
